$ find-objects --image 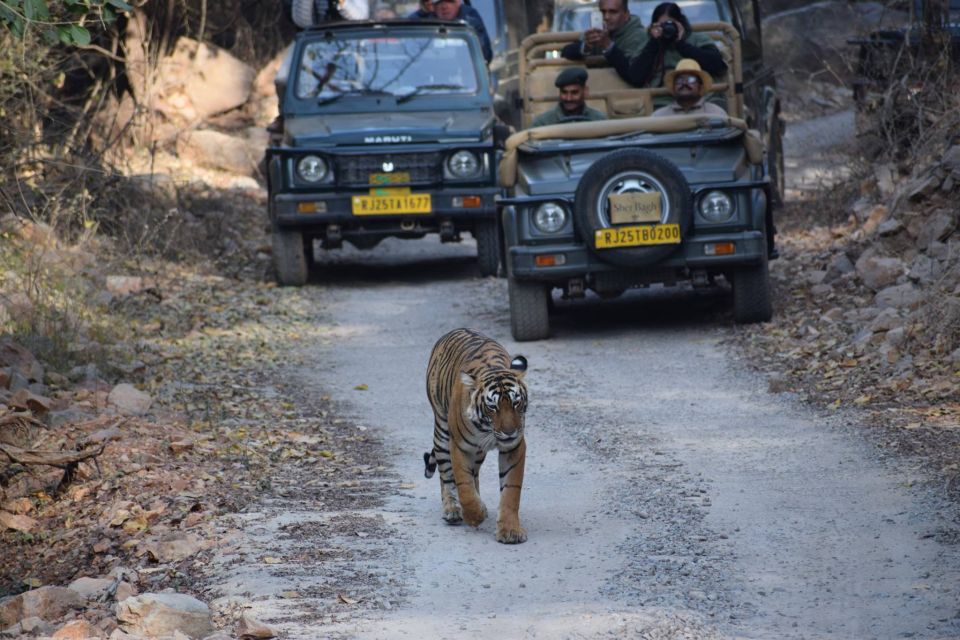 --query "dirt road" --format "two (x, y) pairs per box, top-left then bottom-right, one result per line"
(199, 233), (960, 639)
